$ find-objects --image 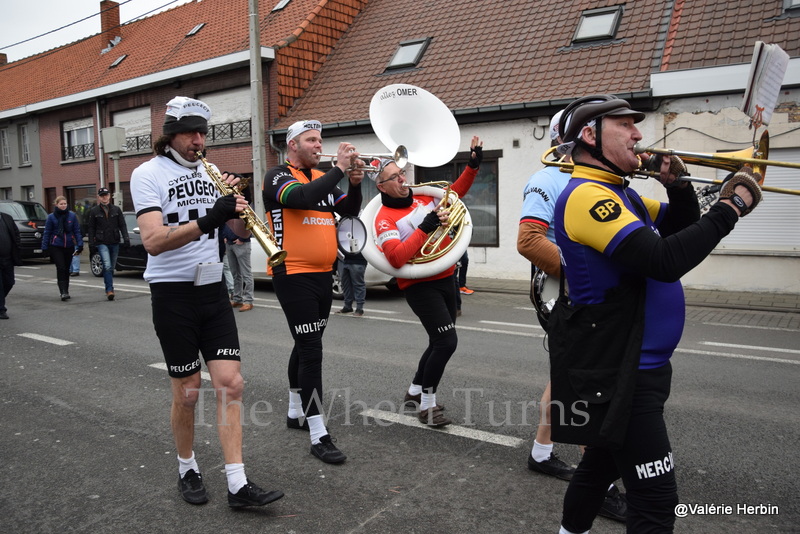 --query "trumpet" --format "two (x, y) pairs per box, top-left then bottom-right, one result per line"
(196, 152), (288, 266)
(316, 145), (409, 172)
(539, 131), (800, 196)
(403, 181), (470, 262)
